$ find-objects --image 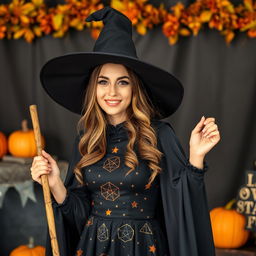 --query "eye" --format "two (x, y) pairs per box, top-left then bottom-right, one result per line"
(119, 80), (129, 85)
(98, 80), (108, 85)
